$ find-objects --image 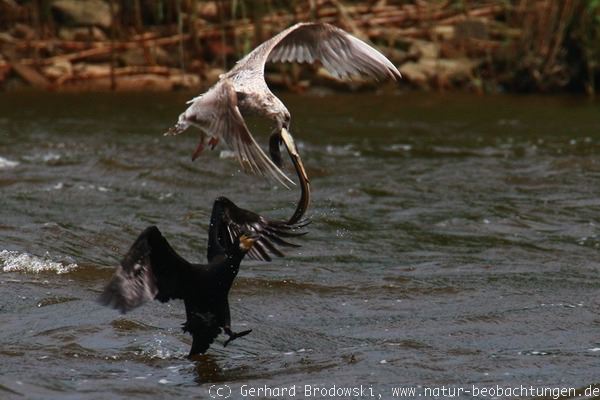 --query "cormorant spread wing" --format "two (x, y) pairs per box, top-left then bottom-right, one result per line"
(208, 196), (308, 263)
(98, 226), (192, 313)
